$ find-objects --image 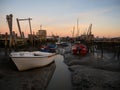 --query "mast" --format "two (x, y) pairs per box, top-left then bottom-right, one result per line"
(87, 23), (92, 36)
(72, 26), (75, 38)
(76, 18), (79, 37)
(86, 23), (92, 41)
